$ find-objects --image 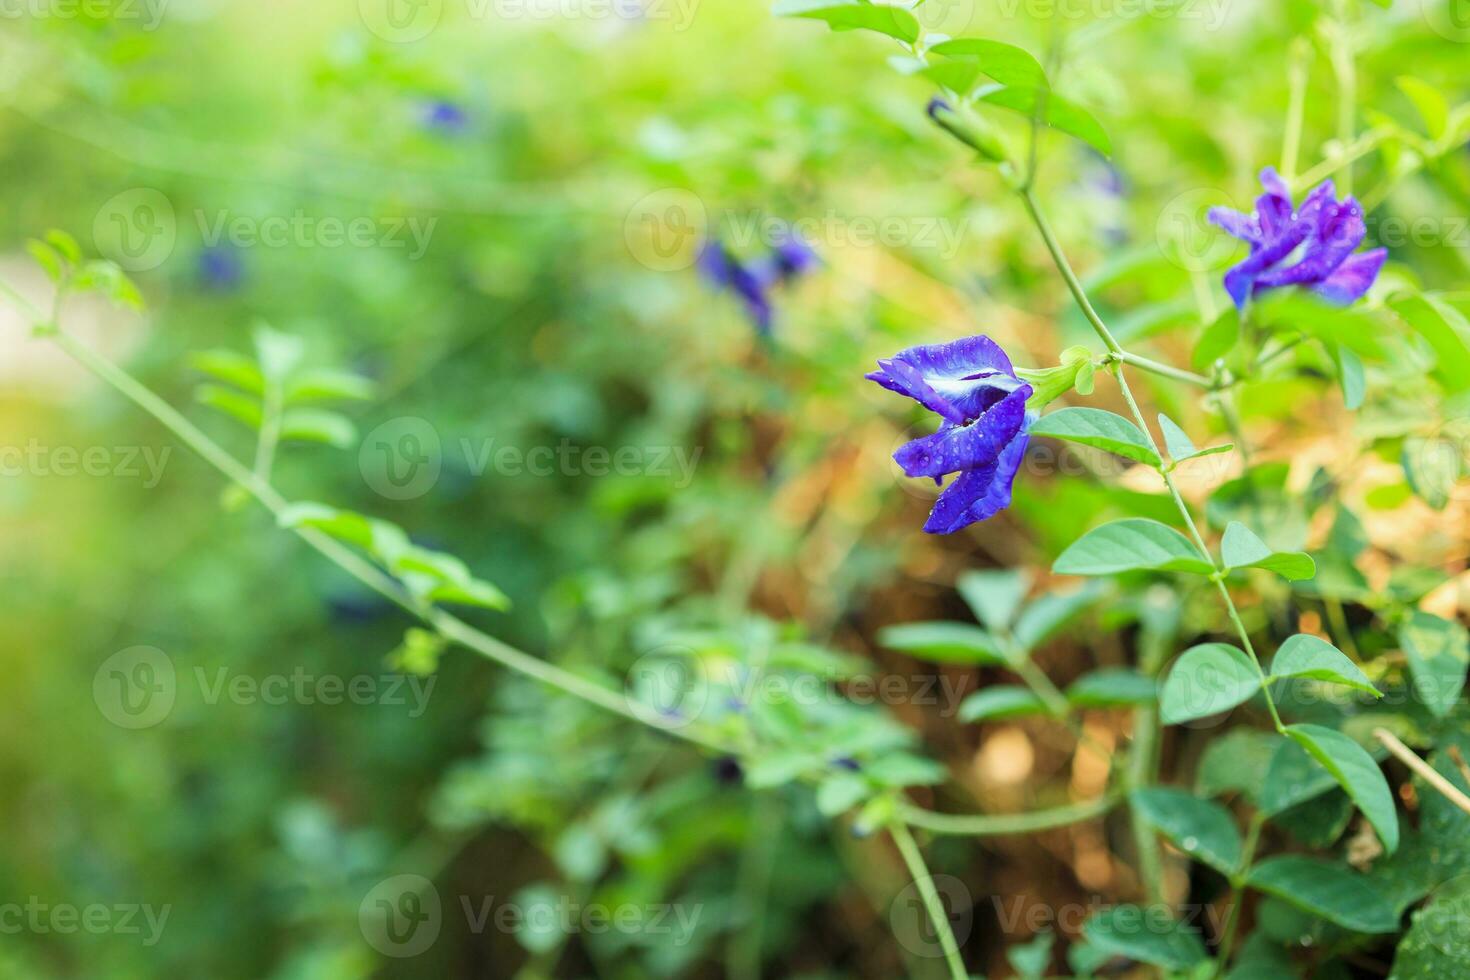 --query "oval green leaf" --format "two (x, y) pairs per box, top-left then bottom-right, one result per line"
(1159, 643), (1261, 724)
(1054, 519), (1214, 577)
